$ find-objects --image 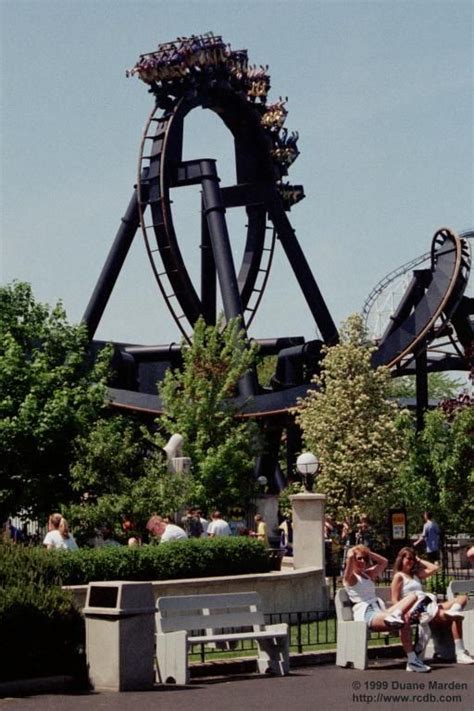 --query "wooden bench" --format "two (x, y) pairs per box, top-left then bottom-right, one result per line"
(335, 586), (393, 670)
(155, 592), (290, 685)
